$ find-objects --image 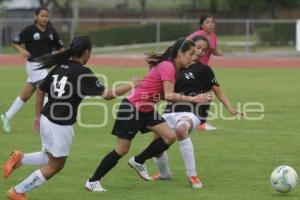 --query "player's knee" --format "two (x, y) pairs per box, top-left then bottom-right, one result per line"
(115, 147), (129, 156)
(175, 121), (190, 139)
(164, 133), (176, 144)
